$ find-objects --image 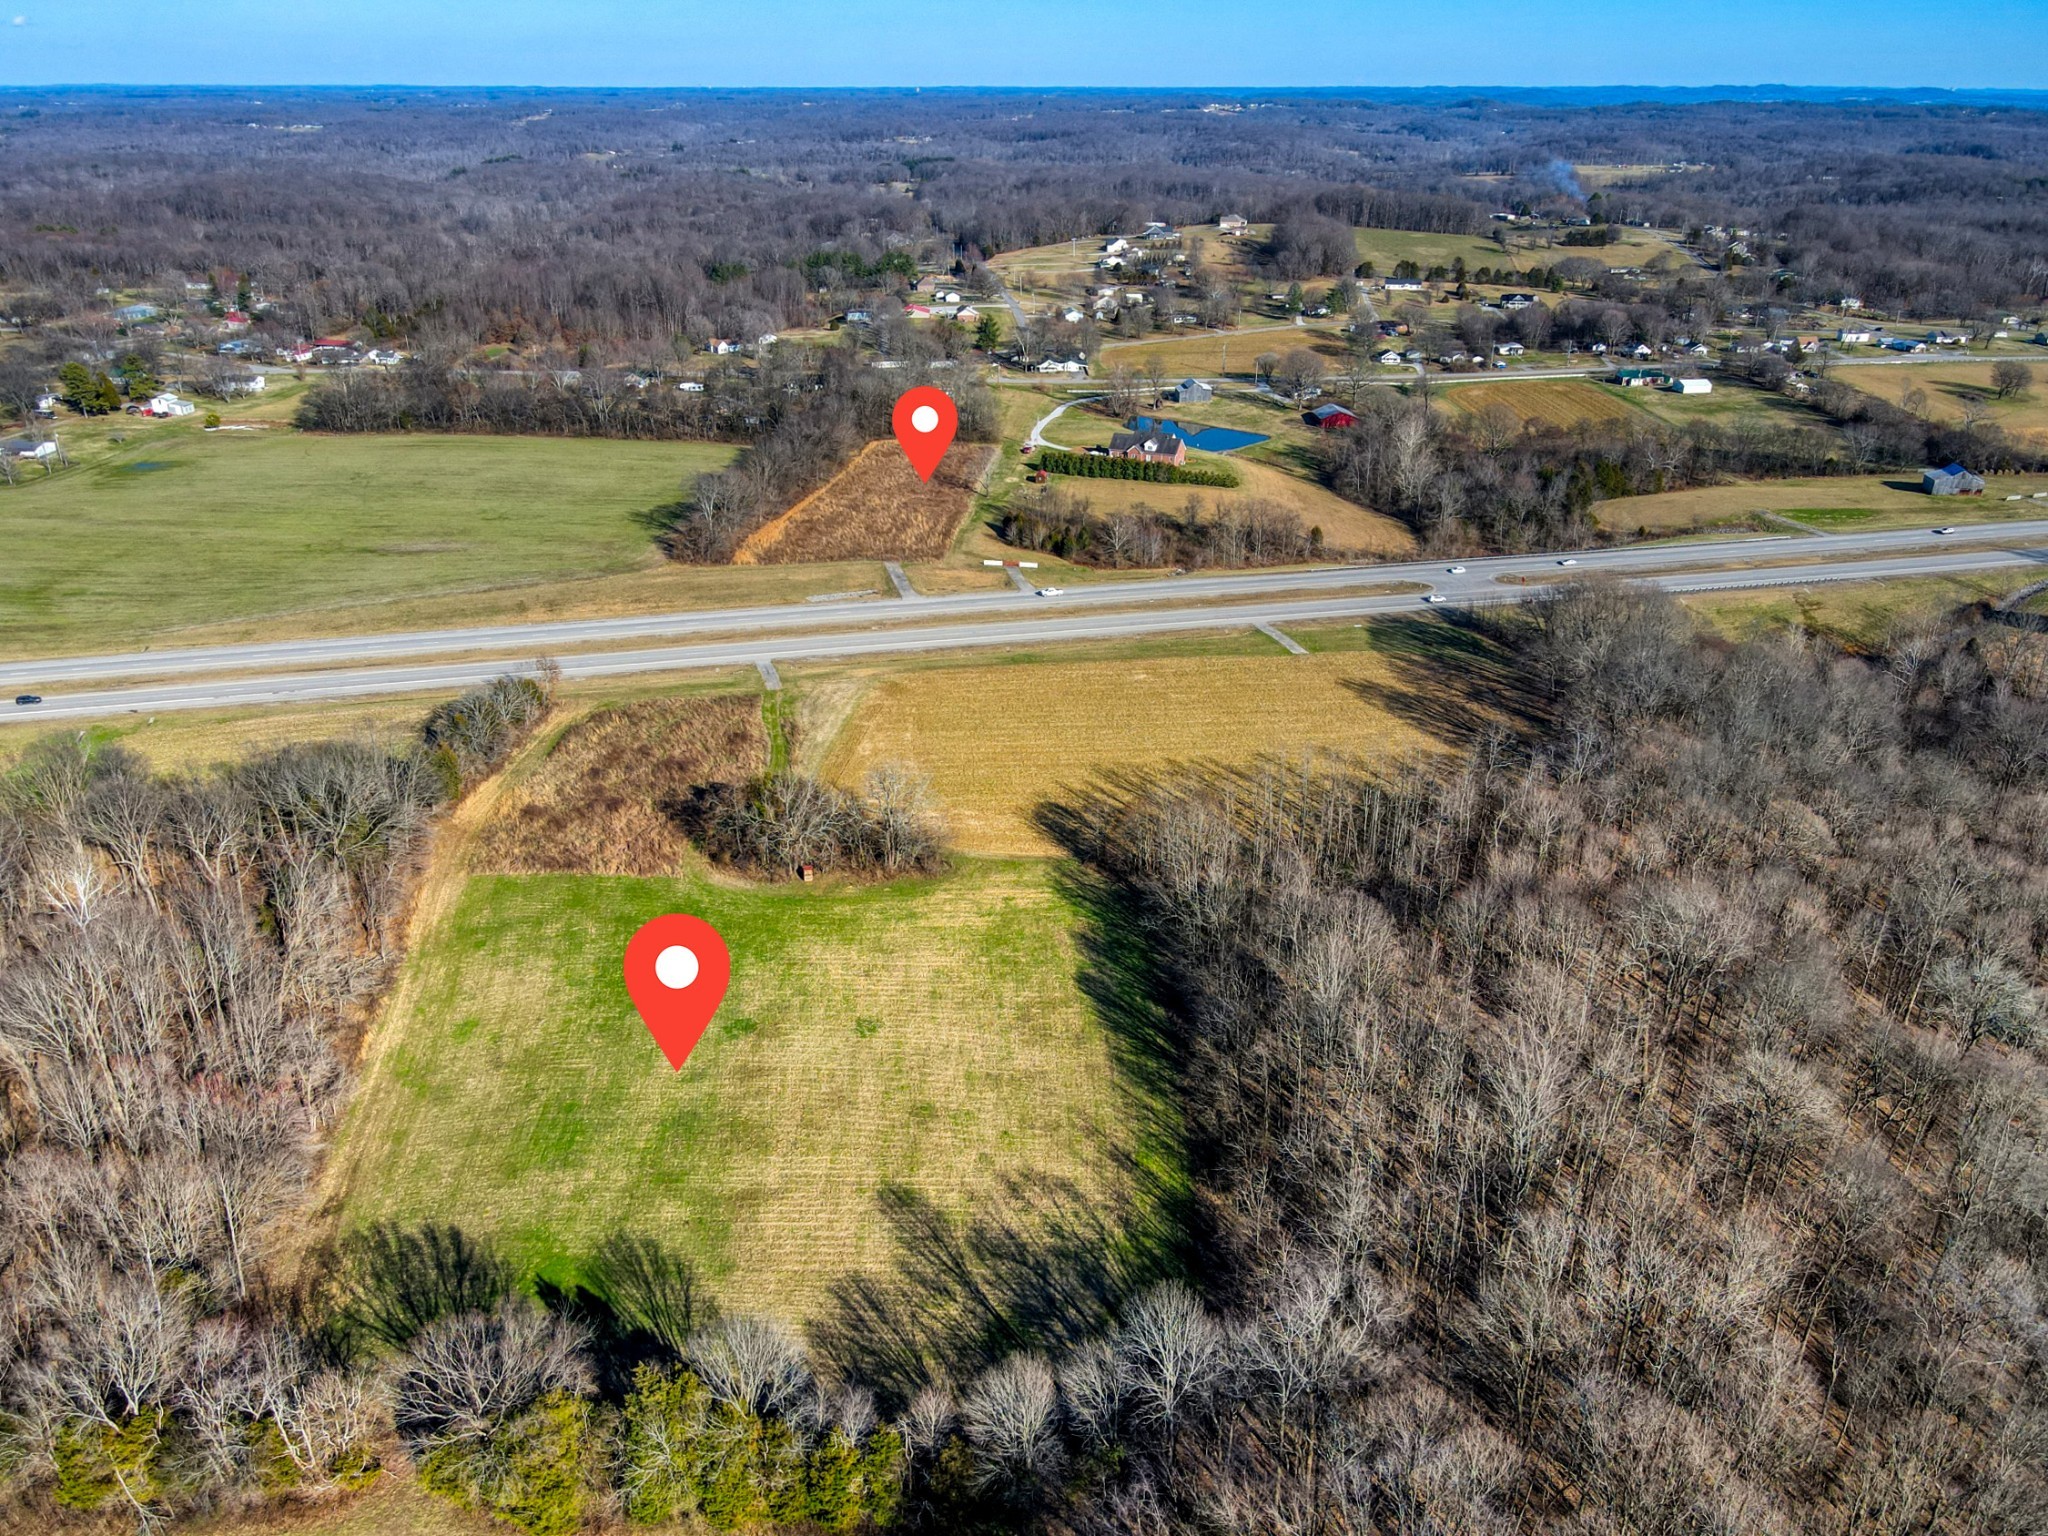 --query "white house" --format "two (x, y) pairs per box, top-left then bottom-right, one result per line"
(1377, 349), (1404, 365)
(756, 333), (779, 348)
(1383, 277), (1426, 293)
(33, 394), (59, 416)
(1837, 327), (1877, 344)
(146, 393), (197, 417)
(676, 380), (706, 392)
(1496, 341), (1526, 357)
(934, 289), (962, 304)
(364, 349), (404, 367)
(0, 436), (59, 460)
(707, 339), (740, 355)
(1103, 238), (1132, 257)
(218, 375), (267, 396)
(1060, 307), (1085, 323)
(1838, 296), (1864, 310)
(1036, 357), (1088, 375)
(1218, 214), (1249, 236)
(1669, 377), (1713, 395)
